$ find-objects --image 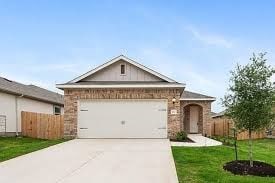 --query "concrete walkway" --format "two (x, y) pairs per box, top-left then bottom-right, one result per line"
(171, 134), (222, 147)
(0, 139), (178, 183)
